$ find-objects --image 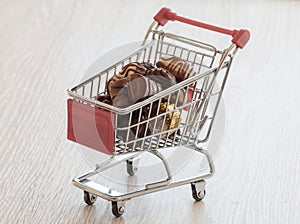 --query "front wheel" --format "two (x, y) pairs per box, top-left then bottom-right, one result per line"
(83, 191), (97, 205)
(112, 201), (125, 217)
